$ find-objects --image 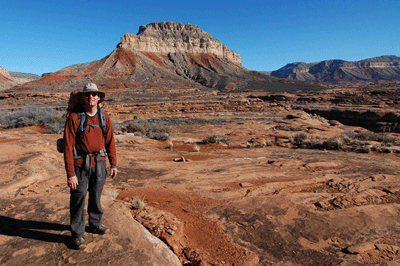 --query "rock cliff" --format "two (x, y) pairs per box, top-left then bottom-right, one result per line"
(270, 55), (400, 84)
(118, 22), (241, 66)
(0, 66), (40, 91)
(0, 66), (10, 77)
(0, 67), (17, 91)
